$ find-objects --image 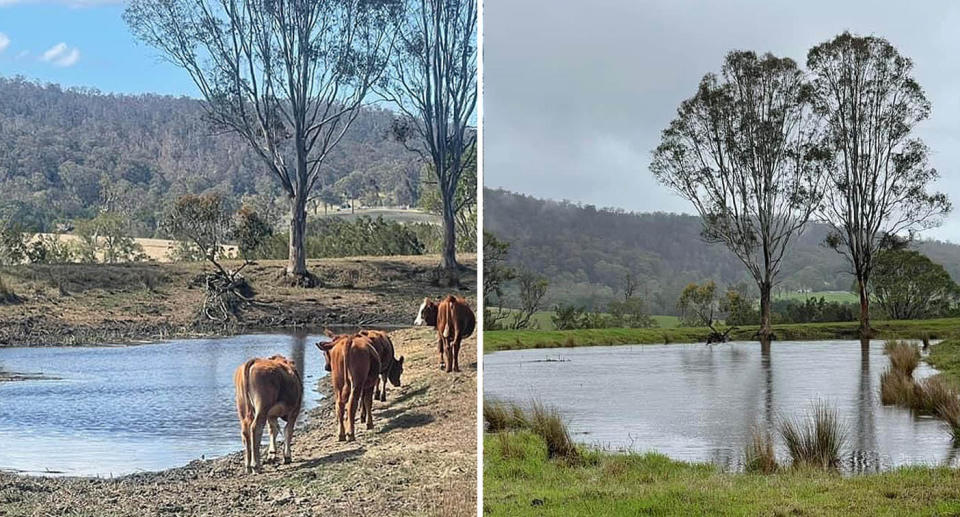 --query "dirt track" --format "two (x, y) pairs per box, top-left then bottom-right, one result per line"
(0, 327), (477, 516)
